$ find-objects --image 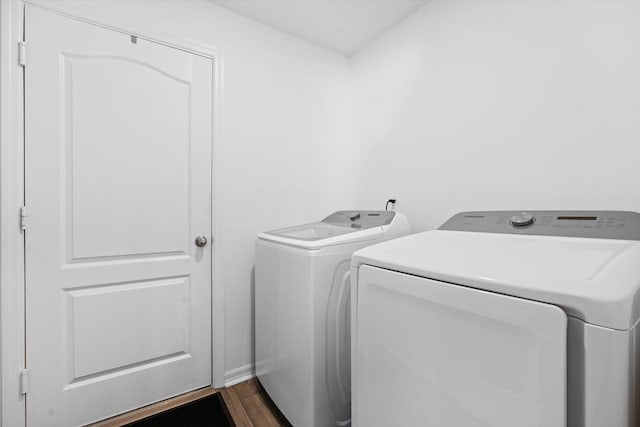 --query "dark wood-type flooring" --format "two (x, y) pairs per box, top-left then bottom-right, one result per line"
(89, 378), (289, 427)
